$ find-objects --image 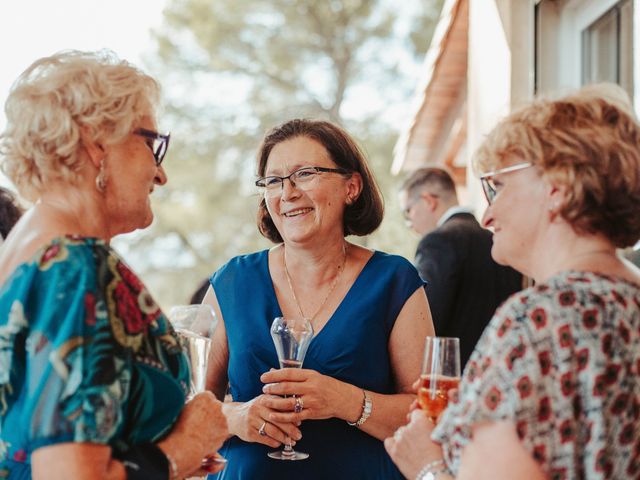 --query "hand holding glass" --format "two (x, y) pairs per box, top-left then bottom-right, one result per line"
(168, 304), (227, 469)
(418, 336), (461, 422)
(268, 316), (314, 461)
